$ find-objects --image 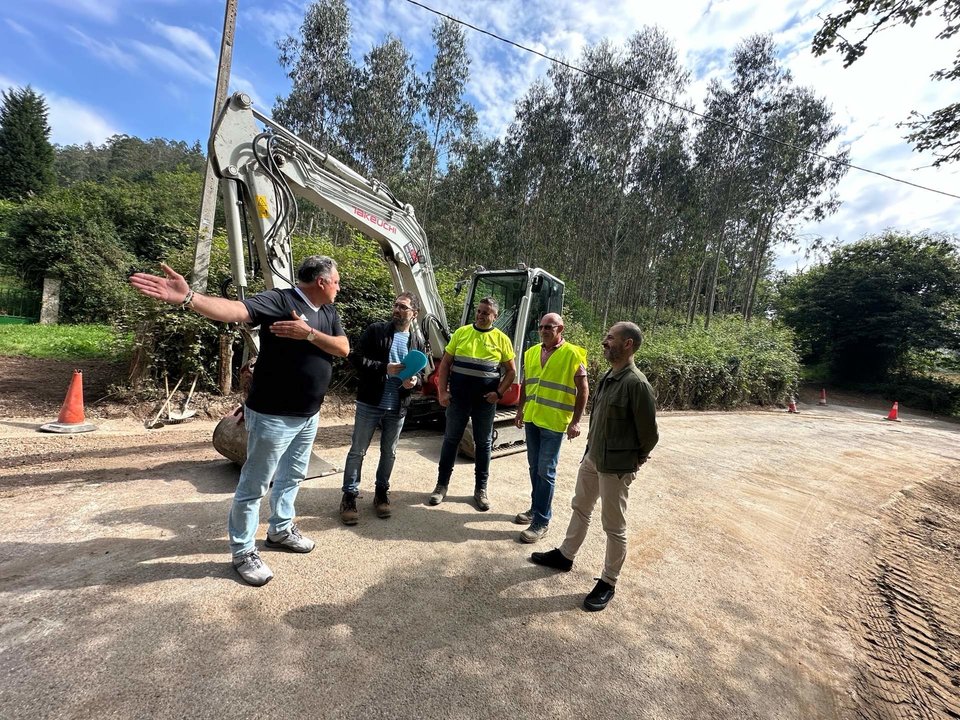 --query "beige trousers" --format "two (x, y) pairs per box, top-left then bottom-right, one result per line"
(559, 455), (635, 585)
